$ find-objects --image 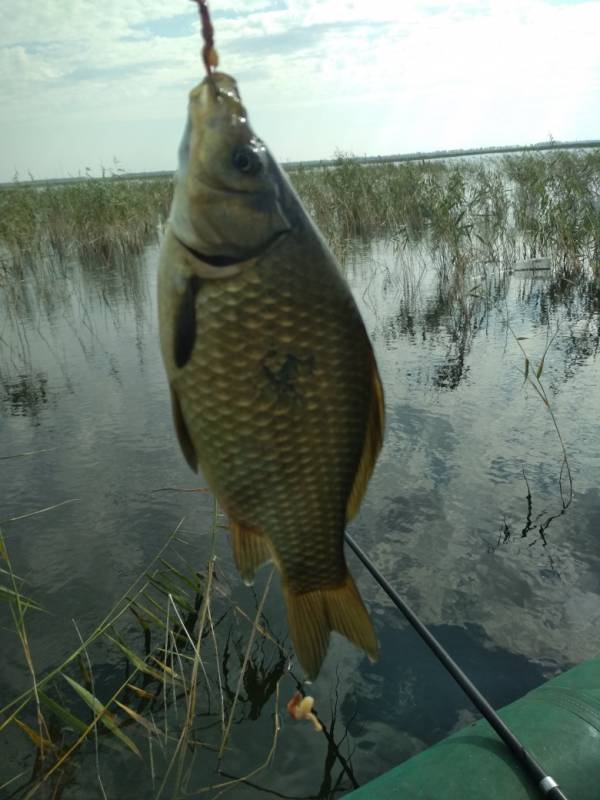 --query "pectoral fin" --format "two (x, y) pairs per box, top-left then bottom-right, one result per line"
(169, 385), (197, 471)
(346, 356), (385, 520)
(174, 275), (201, 368)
